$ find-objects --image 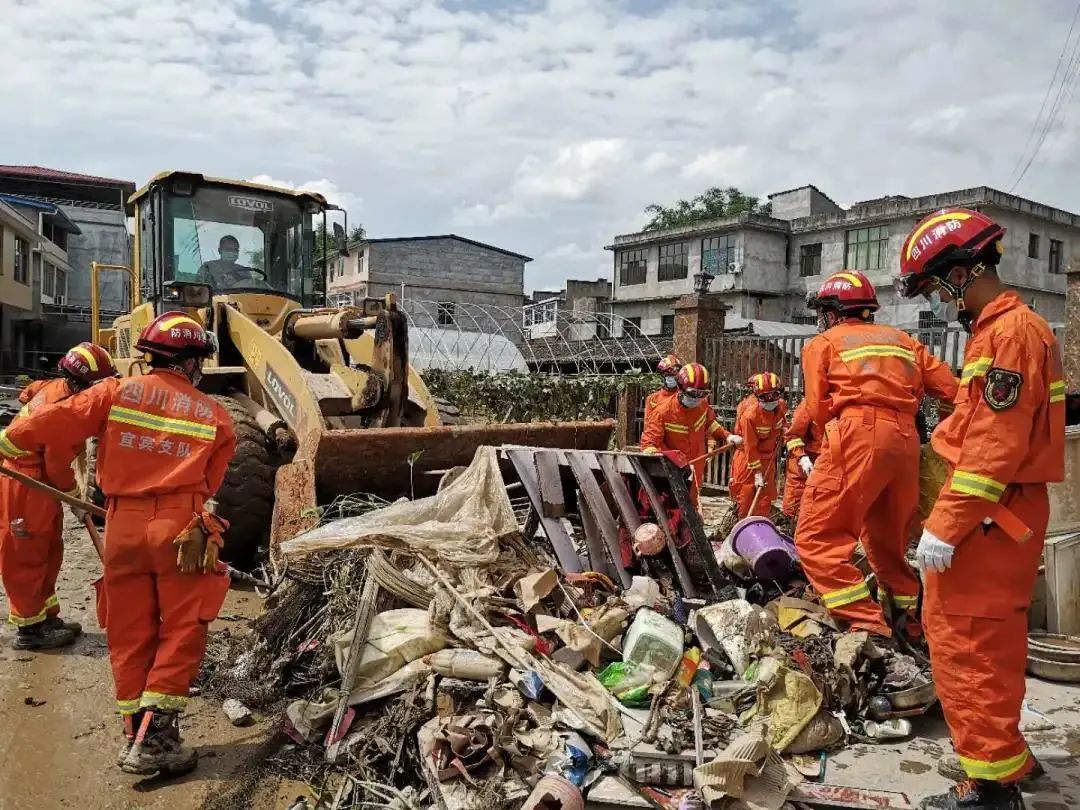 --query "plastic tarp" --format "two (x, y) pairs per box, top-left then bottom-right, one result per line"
(279, 446), (517, 567)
